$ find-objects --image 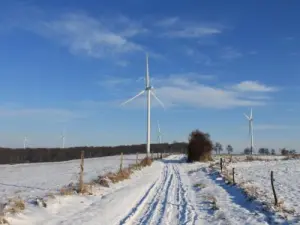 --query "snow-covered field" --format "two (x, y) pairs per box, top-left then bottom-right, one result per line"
(1, 154), (299, 225)
(0, 154), (146, 203)
(227, 159), (300, 218)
